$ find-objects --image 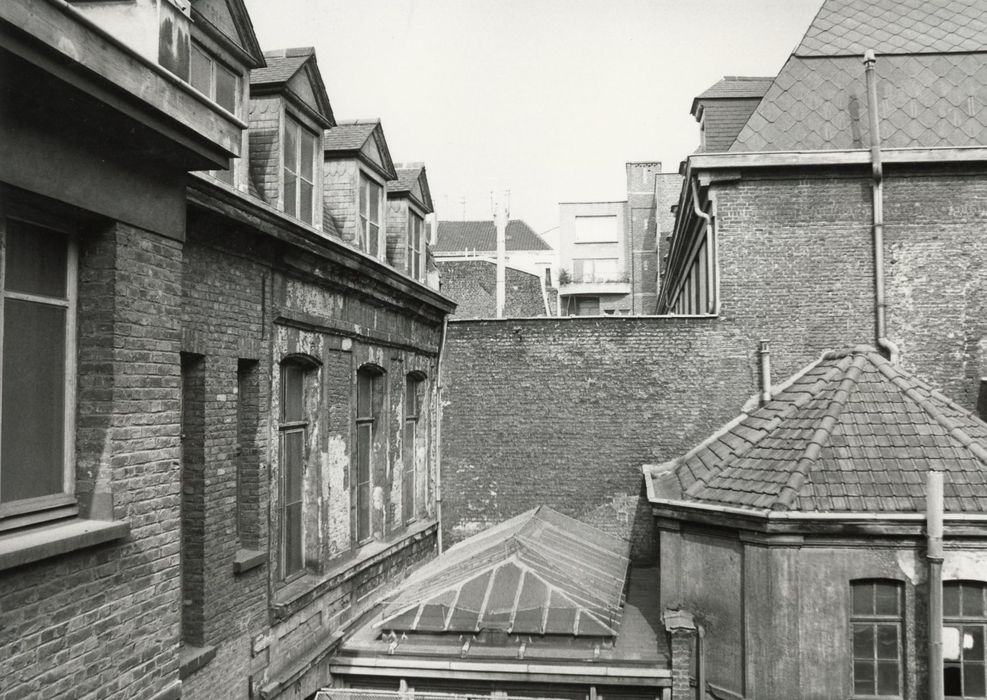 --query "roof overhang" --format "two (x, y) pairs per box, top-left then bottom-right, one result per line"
(657, 145), (987, 312)
(1, 0), (246, 171)
(330, 654), (670, 687)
